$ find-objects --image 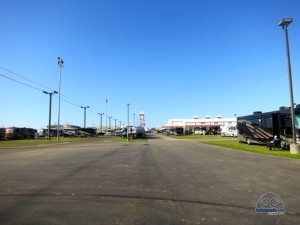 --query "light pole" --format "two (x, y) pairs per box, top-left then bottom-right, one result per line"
(114, 119), (118, 133)
(133, 113), (136, 126)
(57, 57), (64, 141)
(127, 103), (130, 141)
(108, 116), (112, 131)
(278, 18), (299, 154)
(43, 91), (57, 139)
(81, 106), (89, 128)
(105, 98), (108, 132)
(98, 113), (104, 132)
(119, 121), (122, 129)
